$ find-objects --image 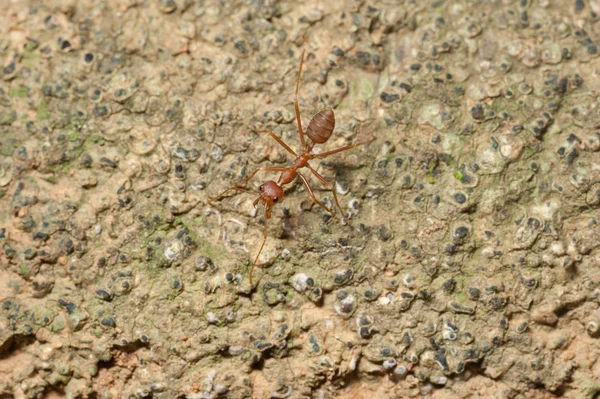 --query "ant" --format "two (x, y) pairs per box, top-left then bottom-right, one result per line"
(210, 48), (375, 285)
